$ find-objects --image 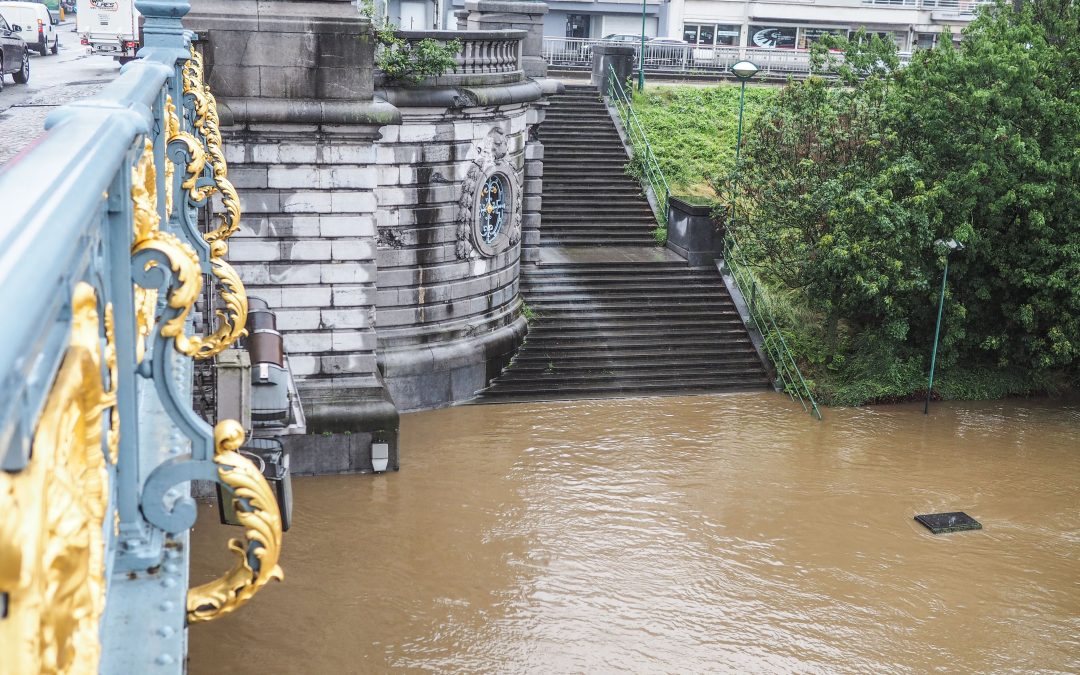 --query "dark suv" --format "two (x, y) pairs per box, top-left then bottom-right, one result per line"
(0, 12), (30, 92)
